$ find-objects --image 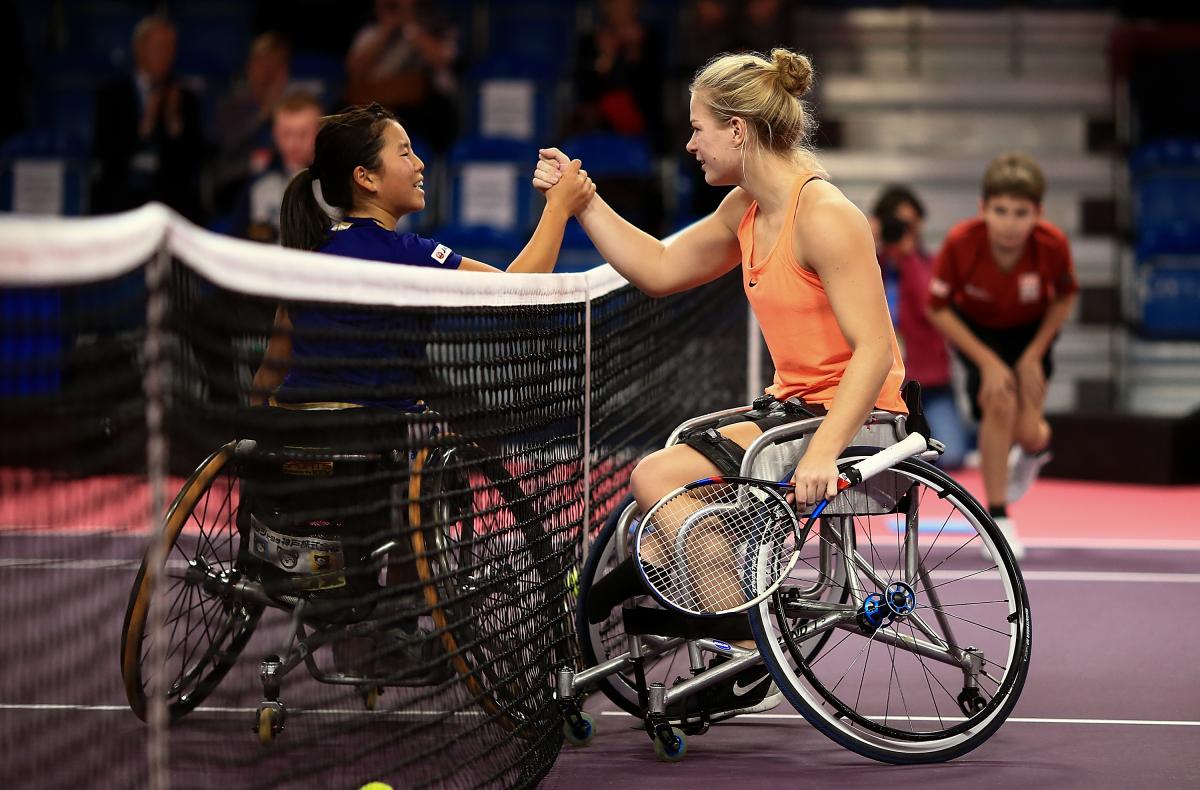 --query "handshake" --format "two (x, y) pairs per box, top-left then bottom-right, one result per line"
(532, 148), (597, 217)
